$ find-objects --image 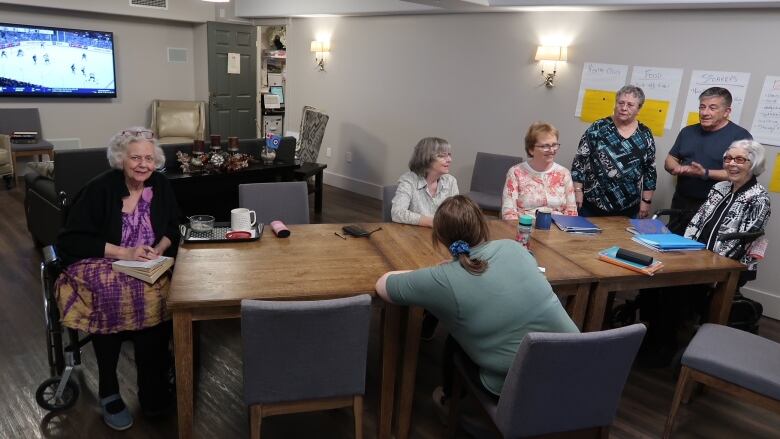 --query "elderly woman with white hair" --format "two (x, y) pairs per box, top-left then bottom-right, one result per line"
(685, 139), (771, 263)
(55, 127), (180, 430)
(642, 139), (770, 368)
